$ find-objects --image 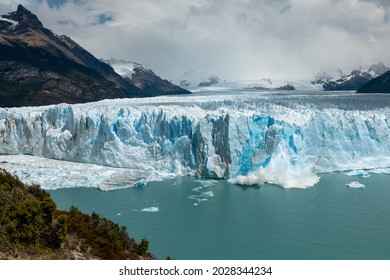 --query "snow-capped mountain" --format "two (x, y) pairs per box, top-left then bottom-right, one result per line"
(313, 62), (390, 91)
(106, 59), (189, 95)
(105, 59), (147, 79)
(2, 92), (390, 190)
(312, 69), (345, 84)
